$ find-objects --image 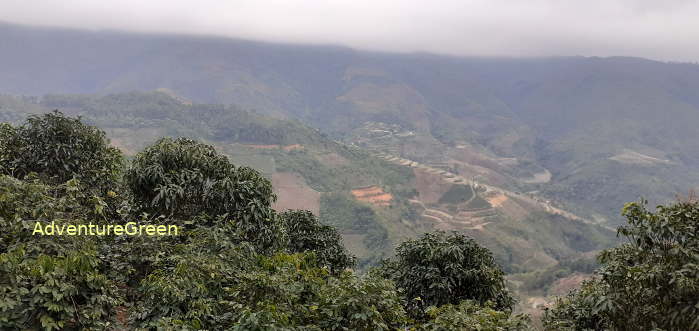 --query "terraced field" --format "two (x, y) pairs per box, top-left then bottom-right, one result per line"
(374, 152), (593, 226)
